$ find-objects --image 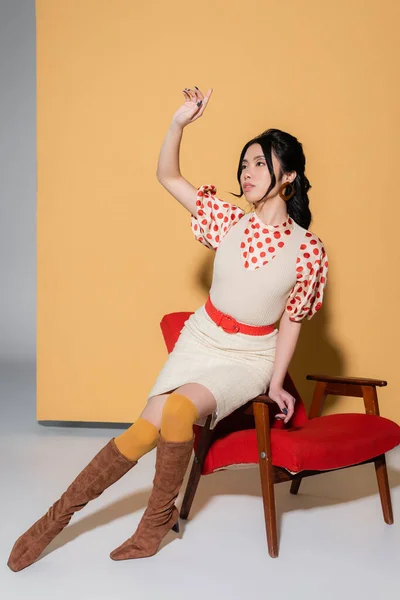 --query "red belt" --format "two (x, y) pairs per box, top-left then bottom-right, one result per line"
(205, 295), (276, 336)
